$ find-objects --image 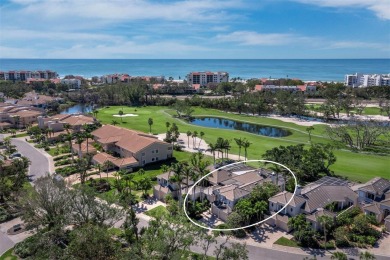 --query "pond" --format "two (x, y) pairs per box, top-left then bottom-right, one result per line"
(188, 117), (291, 137)
(60, 104), (94, 114)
